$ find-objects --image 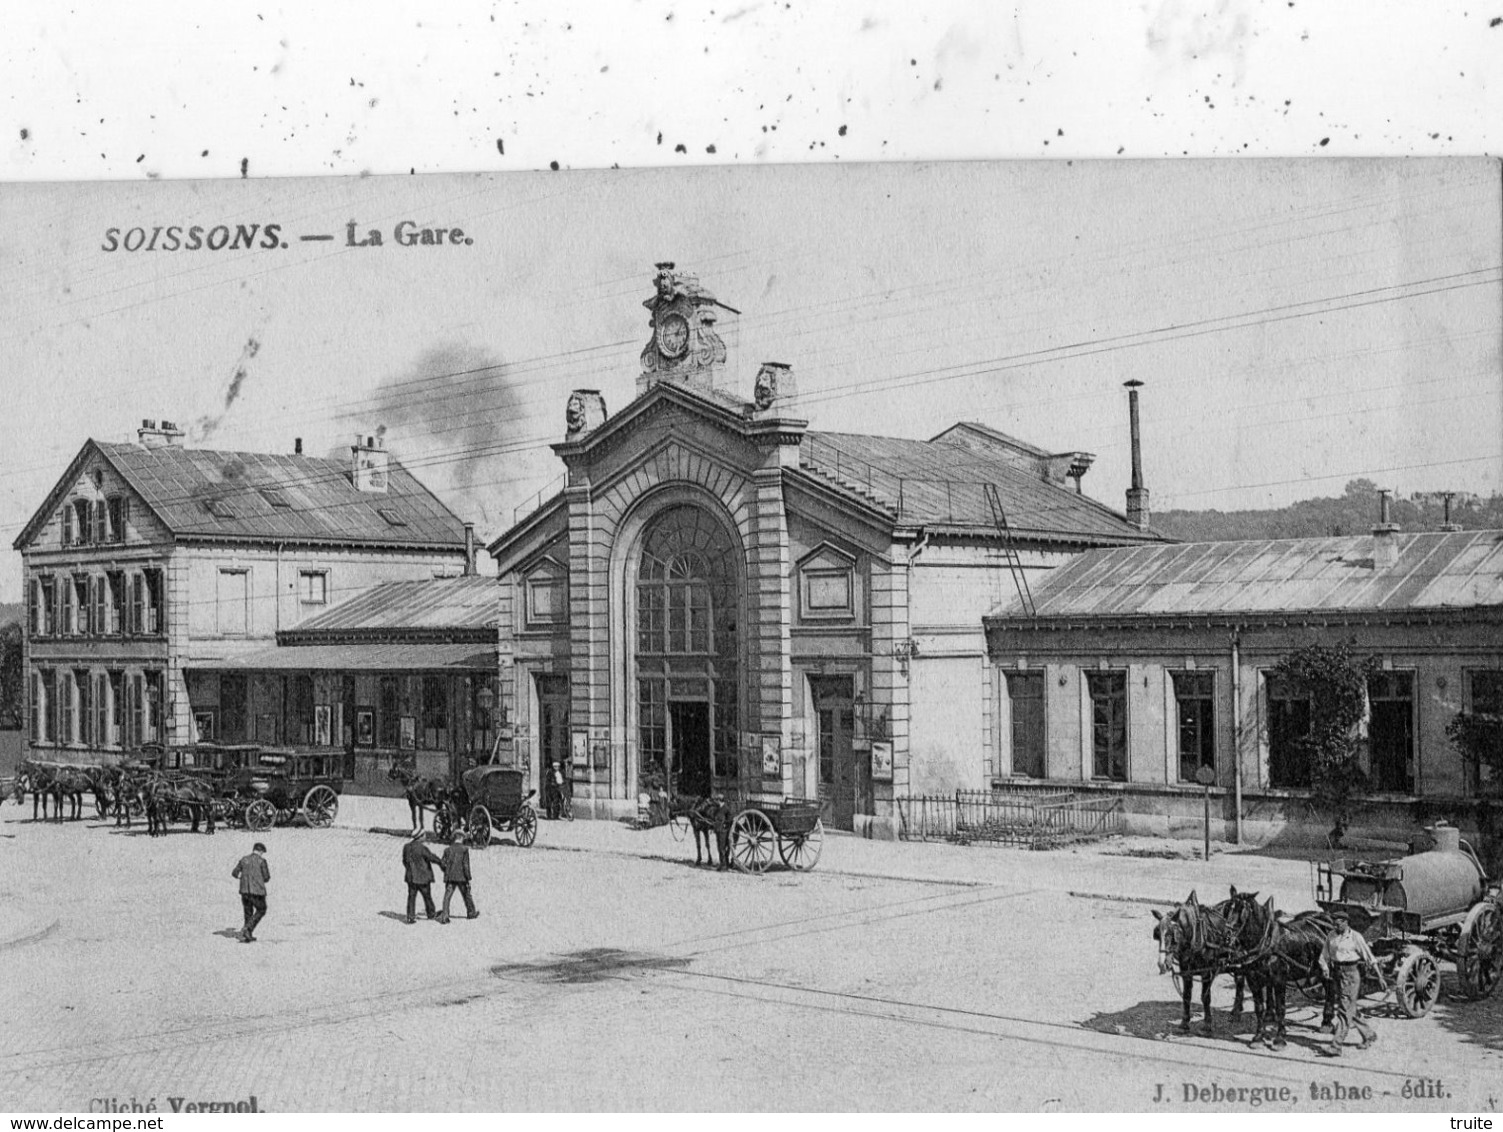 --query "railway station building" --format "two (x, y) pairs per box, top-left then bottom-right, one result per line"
(983, 520), (1503, 845)
(486, 264), (1167, 836)
(13, 422), (477, 780)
